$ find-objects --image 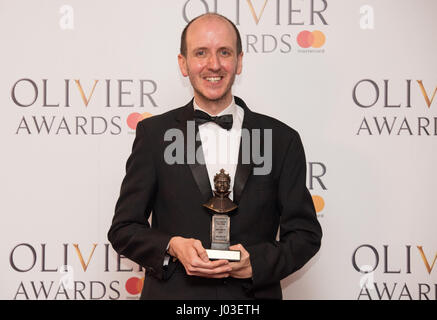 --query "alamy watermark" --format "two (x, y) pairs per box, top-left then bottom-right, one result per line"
(163, 121), (272, 175)
(359, 265), (375, 290)
(59, 265), (74, 290)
